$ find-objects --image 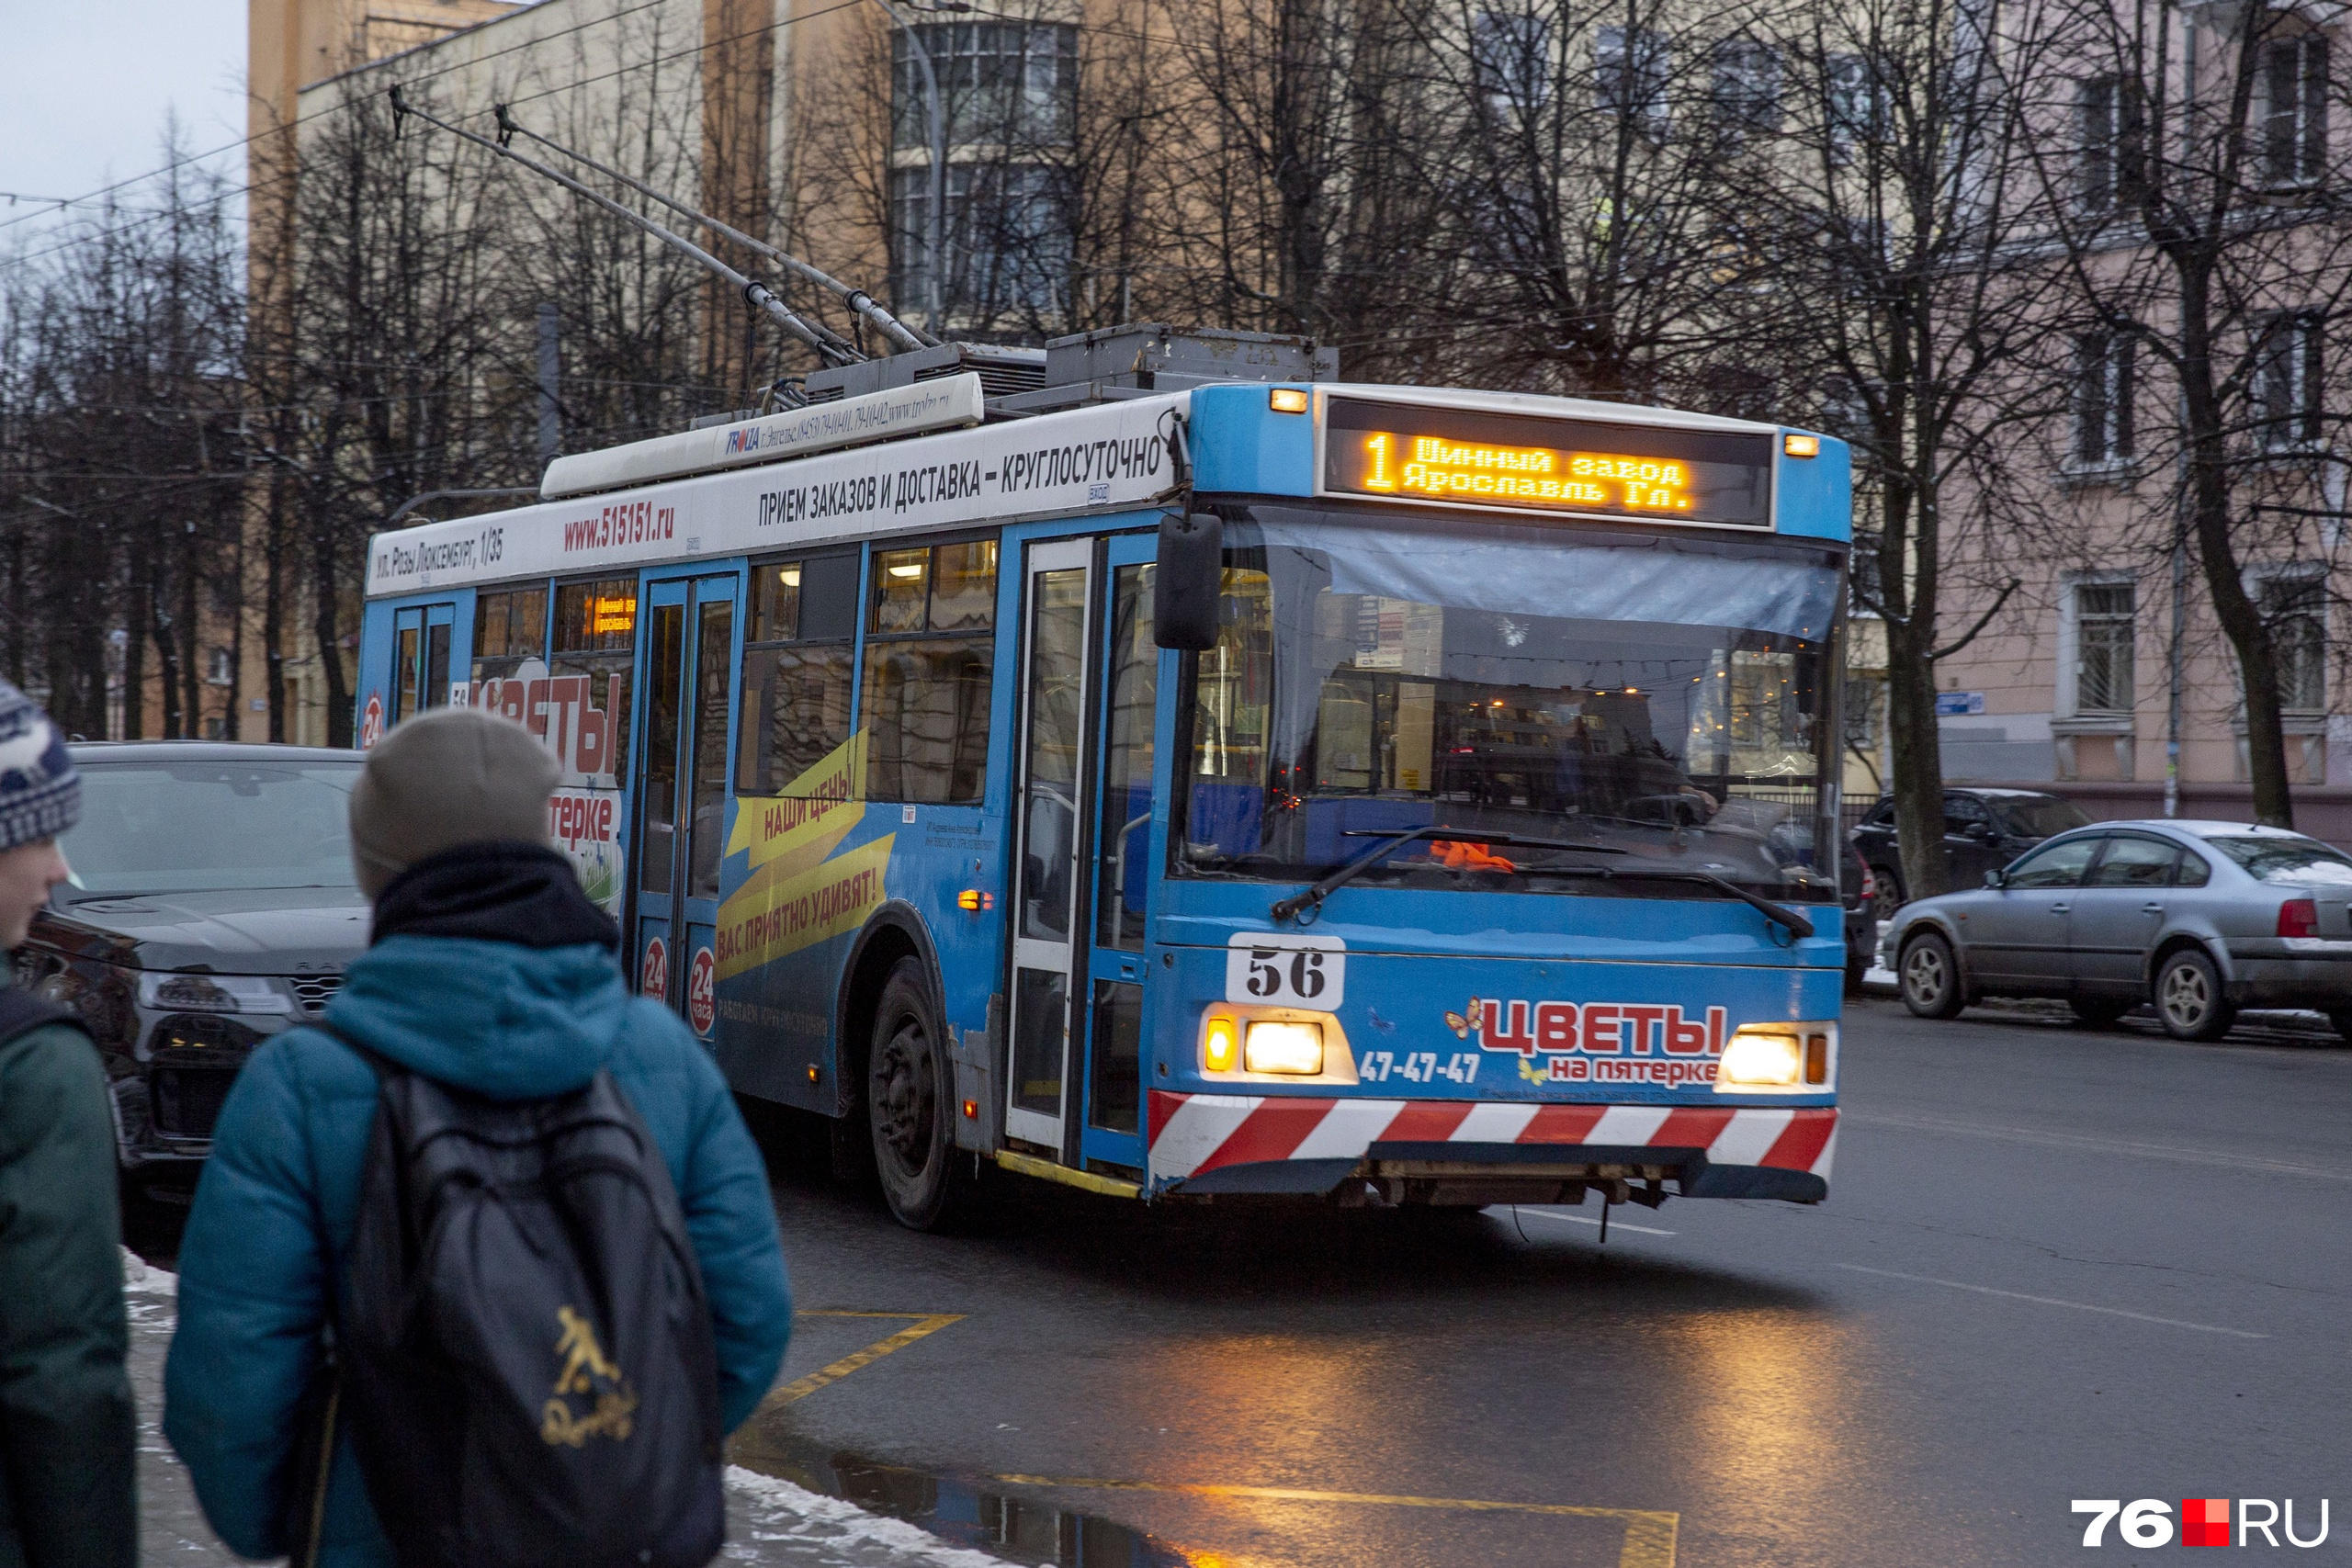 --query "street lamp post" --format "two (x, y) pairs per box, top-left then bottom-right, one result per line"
(866, 0), (956, 331)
